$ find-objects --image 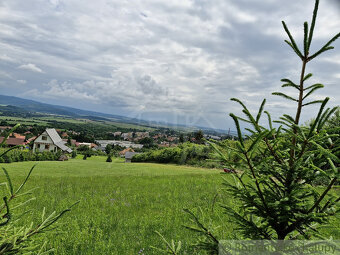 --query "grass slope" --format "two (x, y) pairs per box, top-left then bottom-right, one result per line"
(1, 157), (339, 254)
(1, 157), (228, 254)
